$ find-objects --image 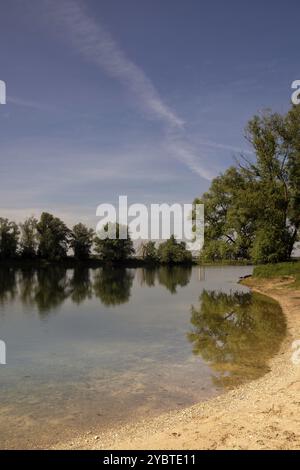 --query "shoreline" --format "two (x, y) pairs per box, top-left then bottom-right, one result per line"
(54, 277), (300, 450)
